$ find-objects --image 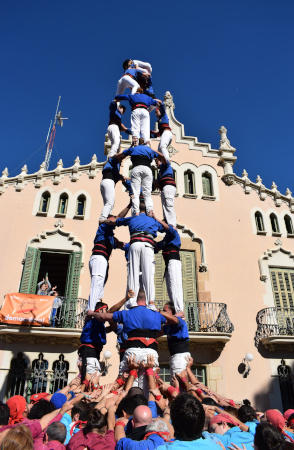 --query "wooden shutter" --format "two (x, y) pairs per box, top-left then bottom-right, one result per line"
(184, 172), (189, 194)
(270, 268), (294, 331)
(181, 251), (198, 331)
(154, 252), (168, 309)
(19, 247), (41, 294)
(202, 175), (212, 196)
(65, 252), (82, 298)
